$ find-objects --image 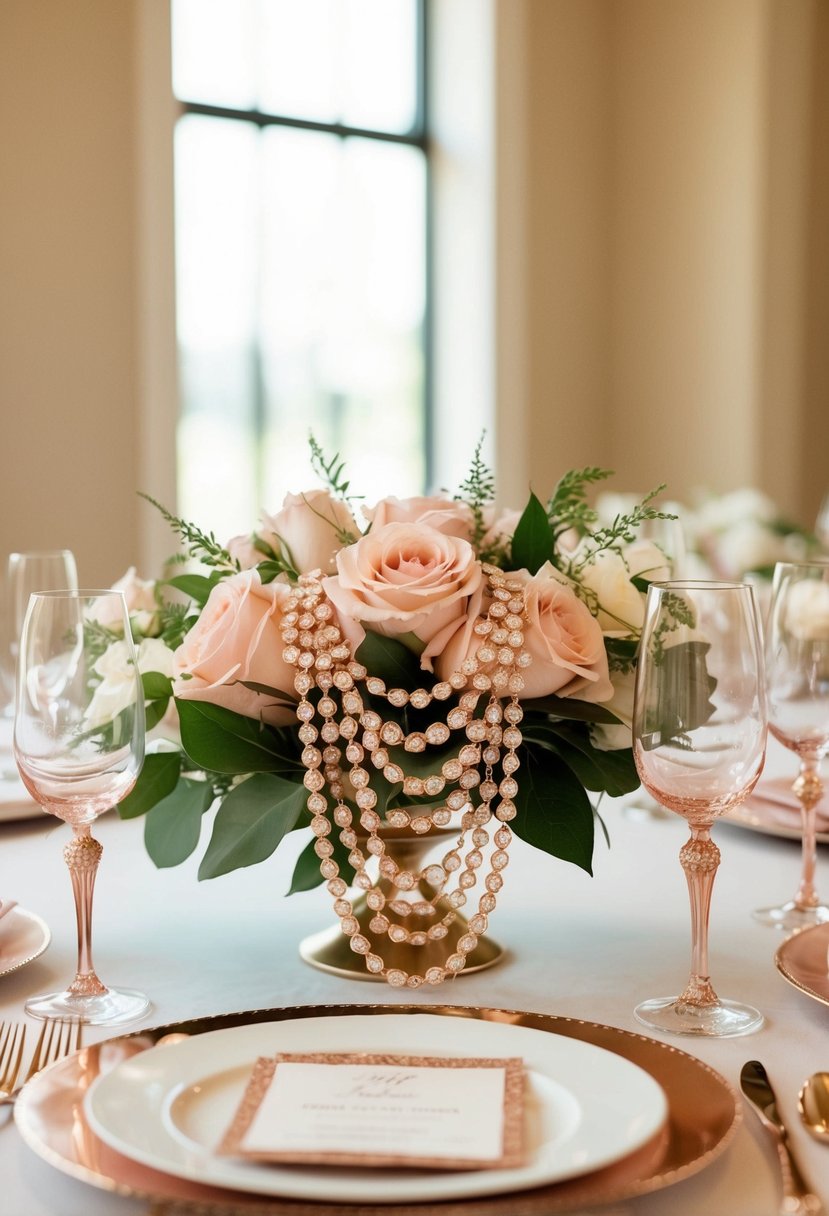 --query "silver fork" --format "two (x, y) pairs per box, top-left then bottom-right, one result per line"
(0, 1018), (83, 1106)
